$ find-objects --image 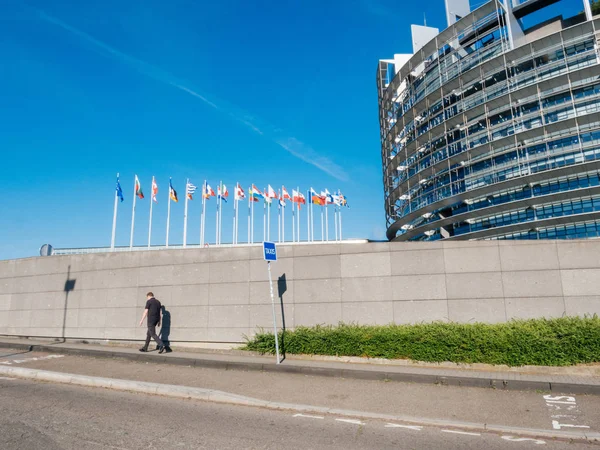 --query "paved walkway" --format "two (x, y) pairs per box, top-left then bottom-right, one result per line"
(0, 336), (598, 394)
